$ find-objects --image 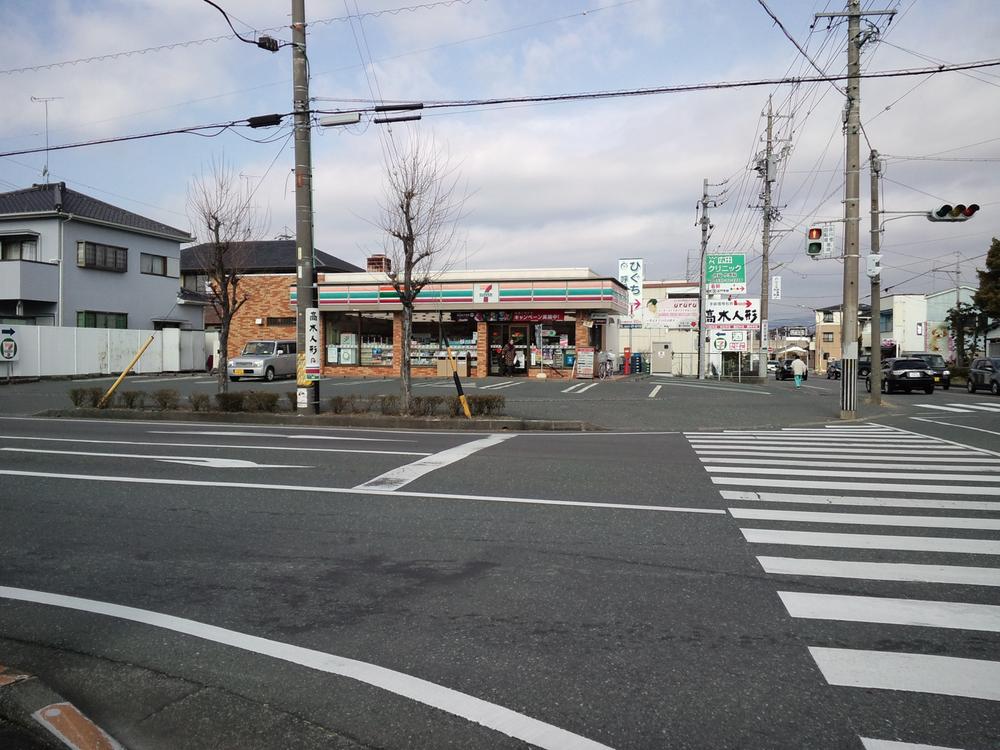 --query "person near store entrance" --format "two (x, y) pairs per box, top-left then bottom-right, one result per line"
(501, 338), (517, 376)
